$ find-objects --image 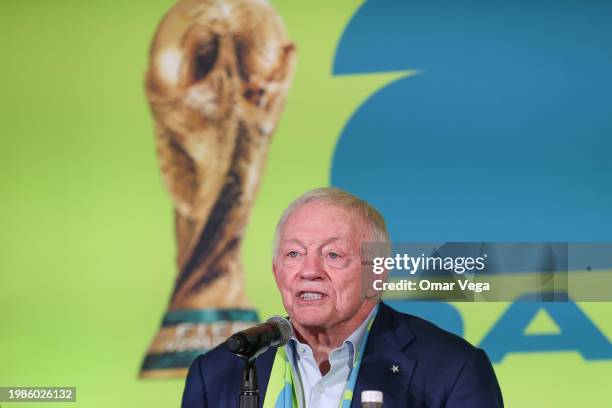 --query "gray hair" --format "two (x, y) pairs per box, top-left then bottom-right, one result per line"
(272, 187), (389, 258)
